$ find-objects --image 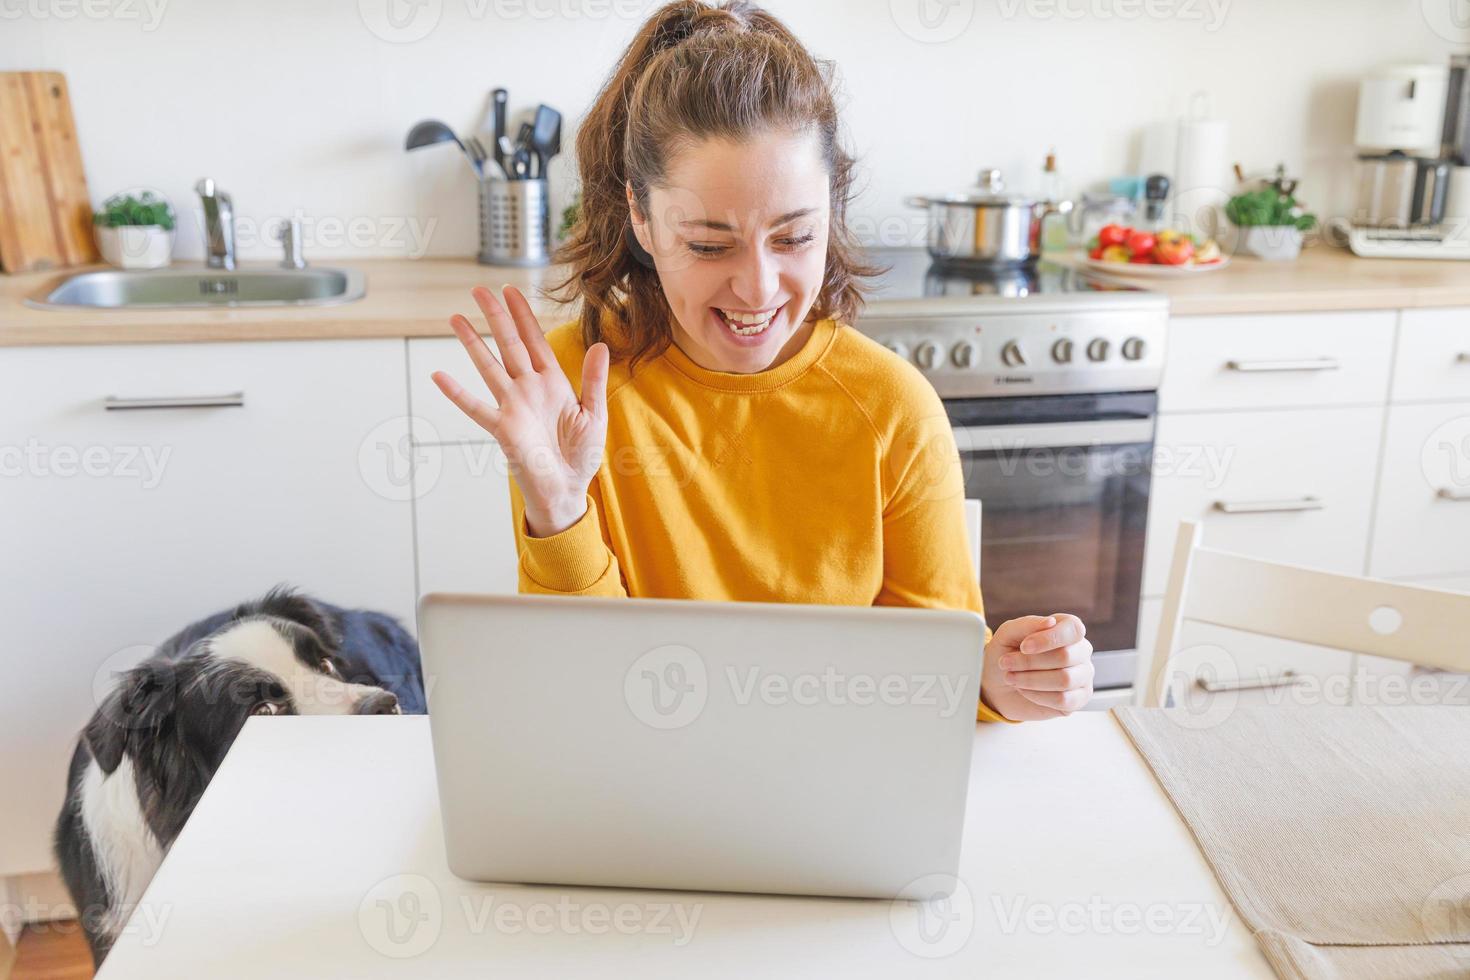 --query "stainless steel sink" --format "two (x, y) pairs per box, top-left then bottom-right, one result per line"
(27, 265), (366, 309)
